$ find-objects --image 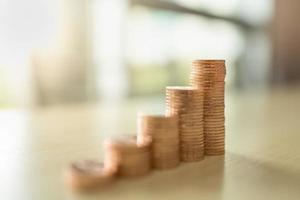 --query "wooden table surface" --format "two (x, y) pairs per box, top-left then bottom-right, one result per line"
(1, 86), (300, 200)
